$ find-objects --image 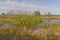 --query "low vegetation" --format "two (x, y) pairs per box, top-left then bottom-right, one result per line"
(0, 12), (59, 40)
(0, 26), (60, 40)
